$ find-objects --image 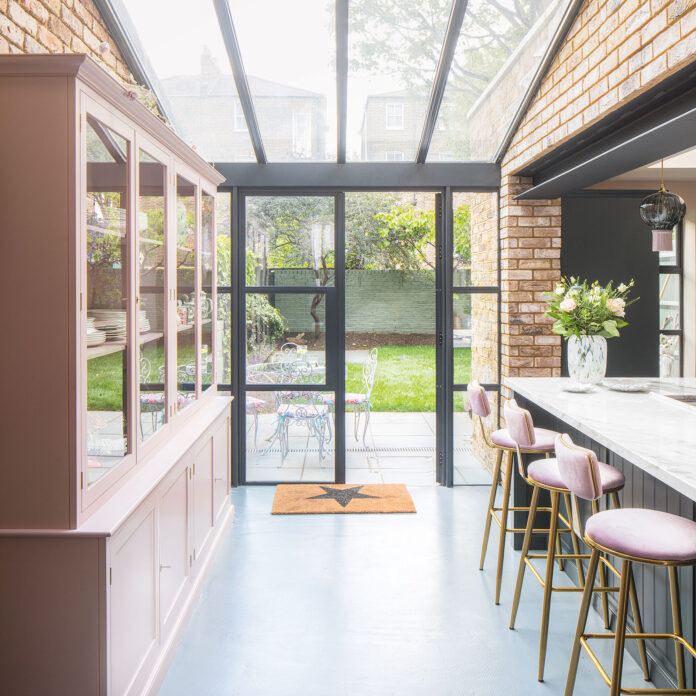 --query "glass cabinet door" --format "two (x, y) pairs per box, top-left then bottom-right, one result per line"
(201, 192), (215, 391)
(138, 150), (167, 440)
(176, 175), (197, 410)
(85, 115), (131, 486)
